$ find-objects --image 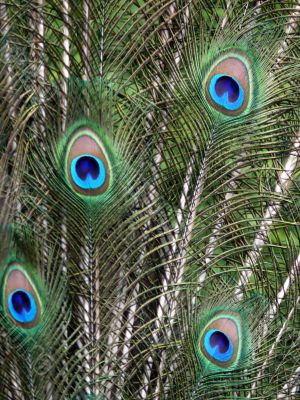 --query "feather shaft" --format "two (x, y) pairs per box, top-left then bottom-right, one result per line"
(277, 367), (300, 399)
(275, 0), (300, 66)
(61, 0), (70, 131)
(235, 128), (300, 299)
(248, 296), (300, 397)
